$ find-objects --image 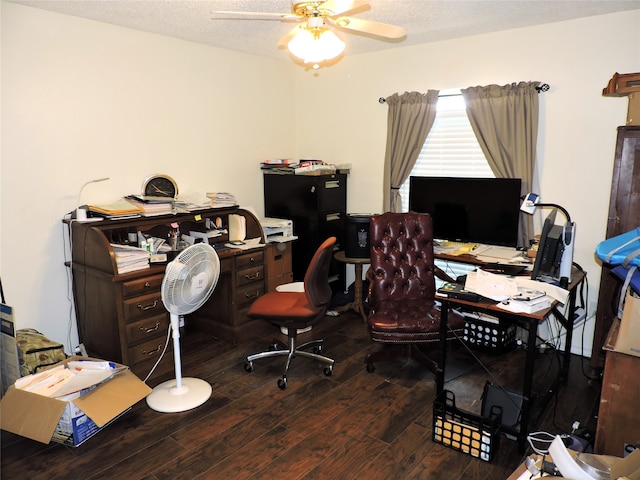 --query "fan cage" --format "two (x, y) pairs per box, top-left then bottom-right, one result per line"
(161, 244), (220, 316)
